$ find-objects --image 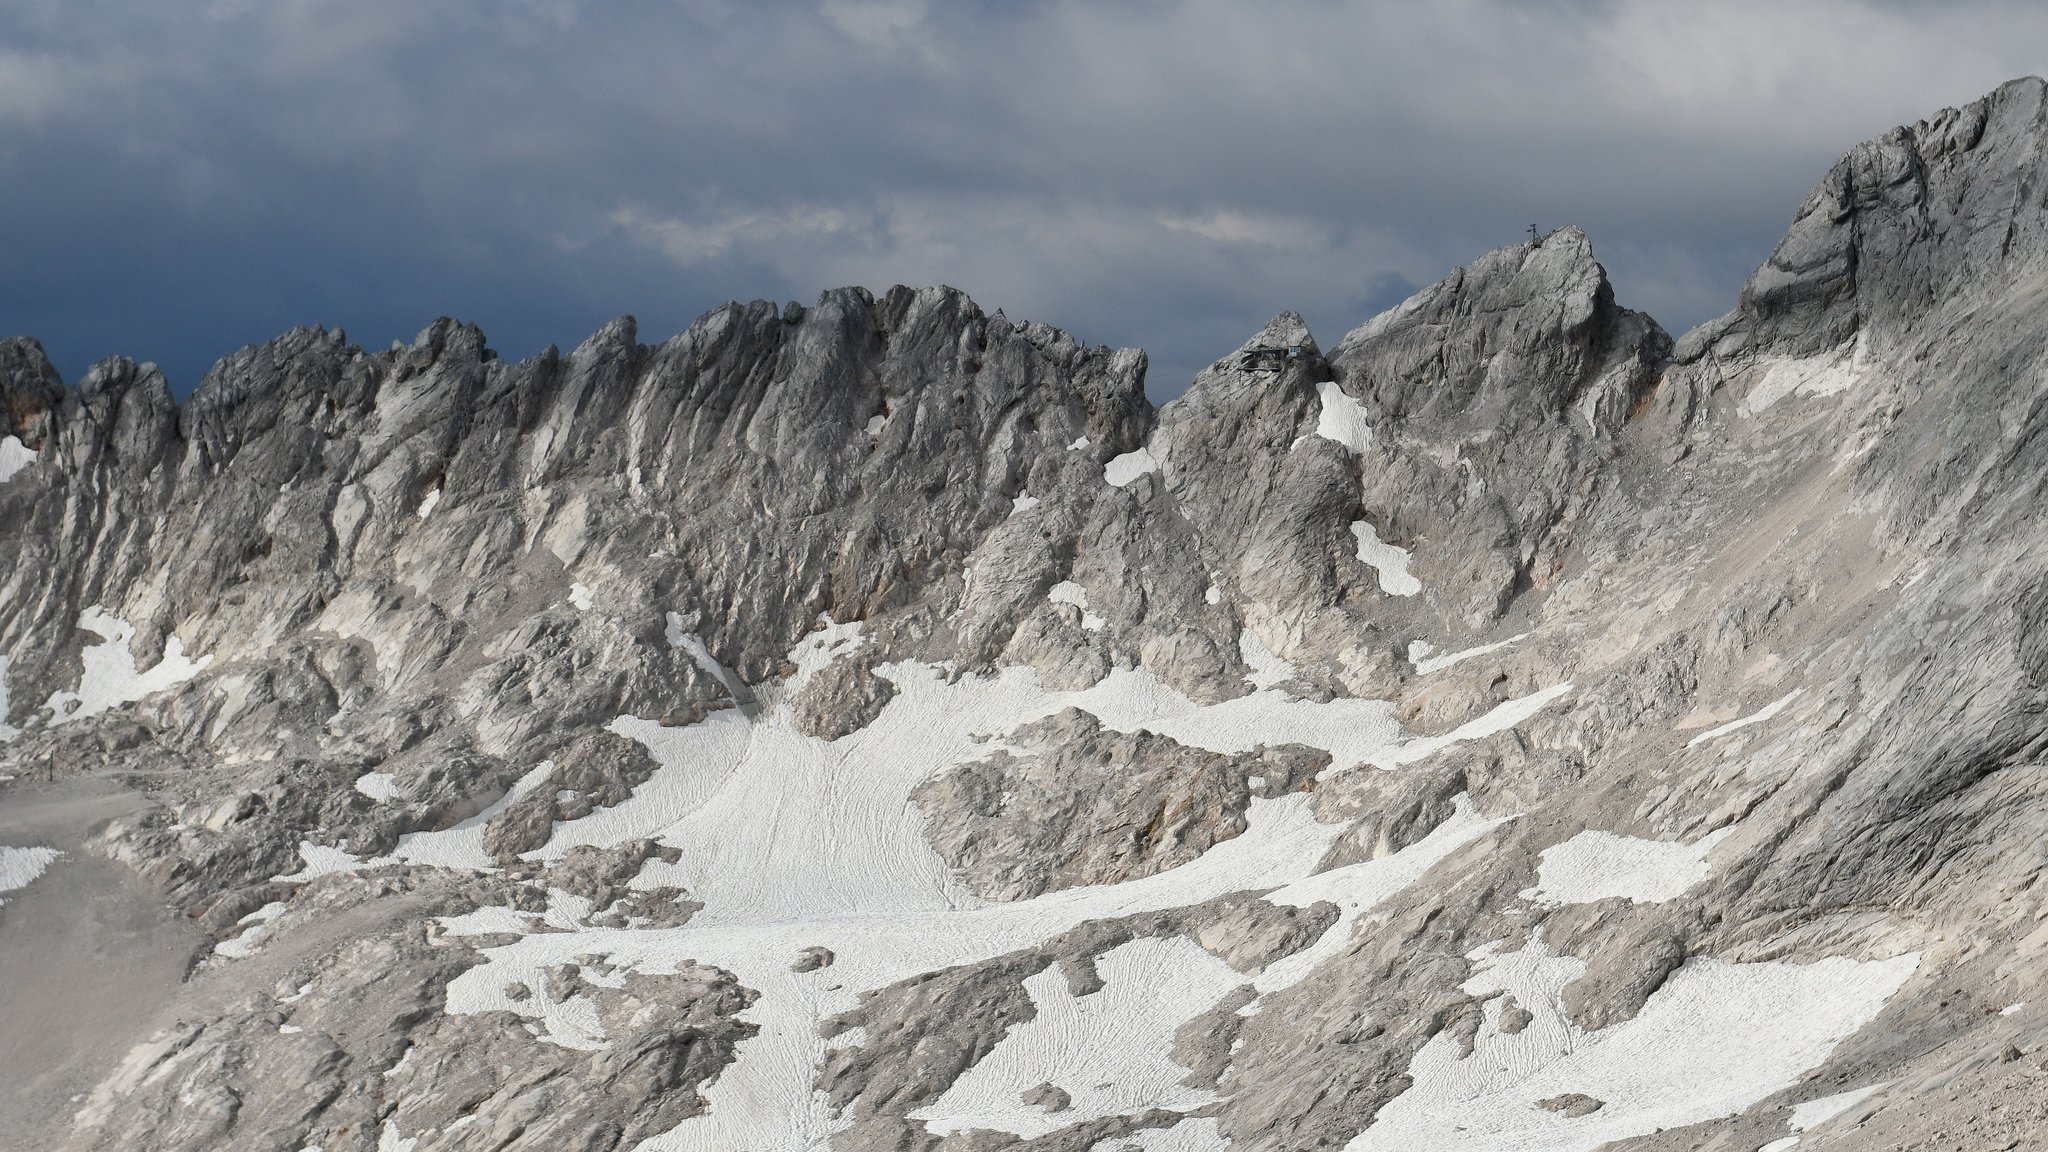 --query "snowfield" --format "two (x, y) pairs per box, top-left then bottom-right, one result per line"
(312, 619), (1918, 1151)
